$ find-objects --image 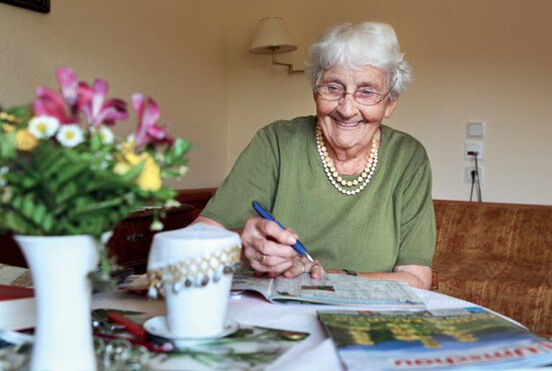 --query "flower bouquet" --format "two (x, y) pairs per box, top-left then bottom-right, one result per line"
(0, 67), (190, 269)
(0, 67), (190, 370)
